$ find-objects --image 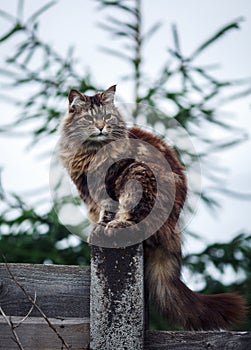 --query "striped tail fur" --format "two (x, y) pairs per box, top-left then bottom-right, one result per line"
(145, 246), (246, 330)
